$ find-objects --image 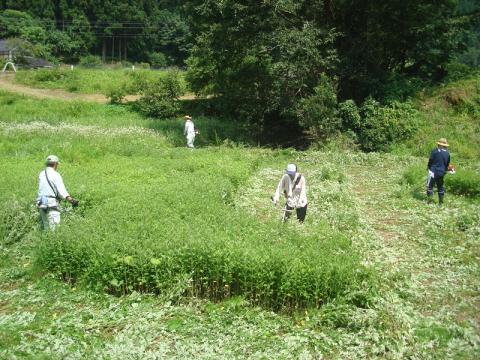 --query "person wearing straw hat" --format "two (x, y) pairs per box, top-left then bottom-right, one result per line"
(272, 163), (308, 222)
(426, 138), (451, 205)
(36, 155), (78, 230)
(184, 115), (195, 148)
